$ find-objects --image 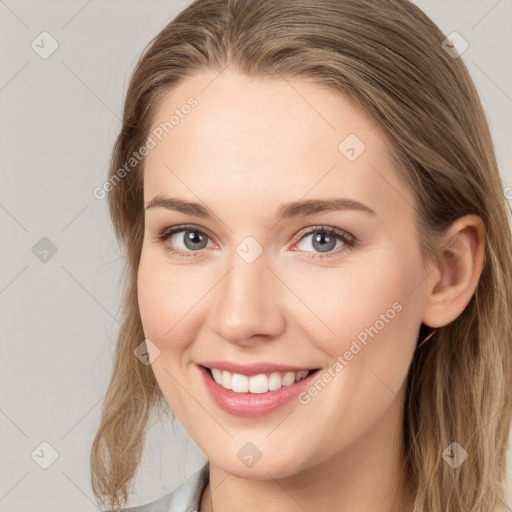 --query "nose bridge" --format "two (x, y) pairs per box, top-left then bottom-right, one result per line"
(209, 247), (284, 343)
